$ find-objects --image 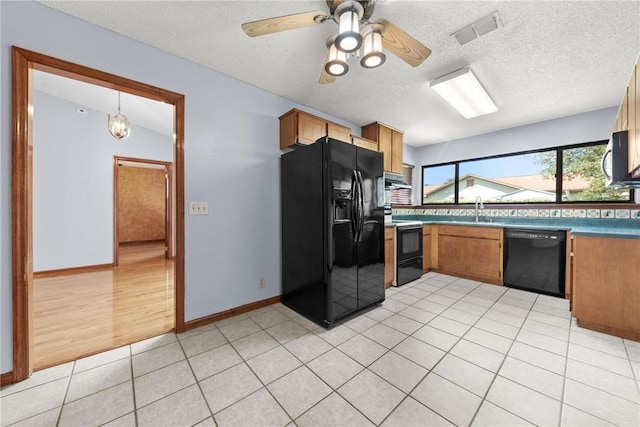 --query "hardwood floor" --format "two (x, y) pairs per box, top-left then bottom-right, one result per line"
(33, 242), (174, 370)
